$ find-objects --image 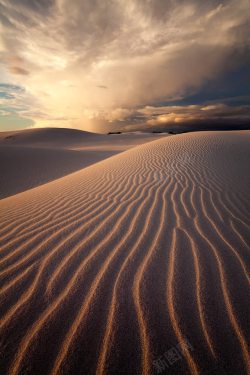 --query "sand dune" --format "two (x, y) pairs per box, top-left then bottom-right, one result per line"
(0, 127), (101, 147)
(0, 131), (249, 375)
(0, 128), (166, 198)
